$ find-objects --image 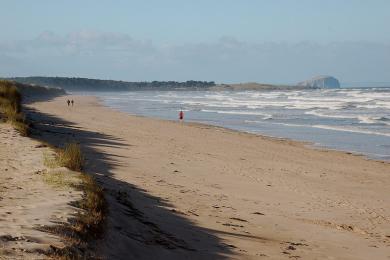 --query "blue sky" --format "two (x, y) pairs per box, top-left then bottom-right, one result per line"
(1, 0), (389, 83)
